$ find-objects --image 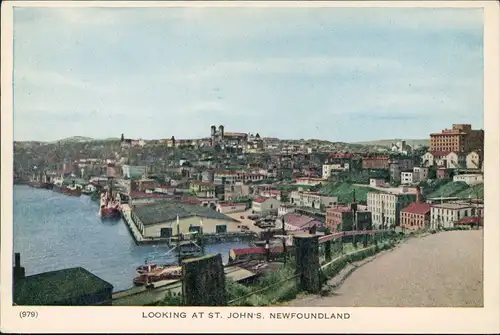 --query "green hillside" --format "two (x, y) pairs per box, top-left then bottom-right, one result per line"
(320, 182), (381, 204)
(426, 181), (484, 199)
